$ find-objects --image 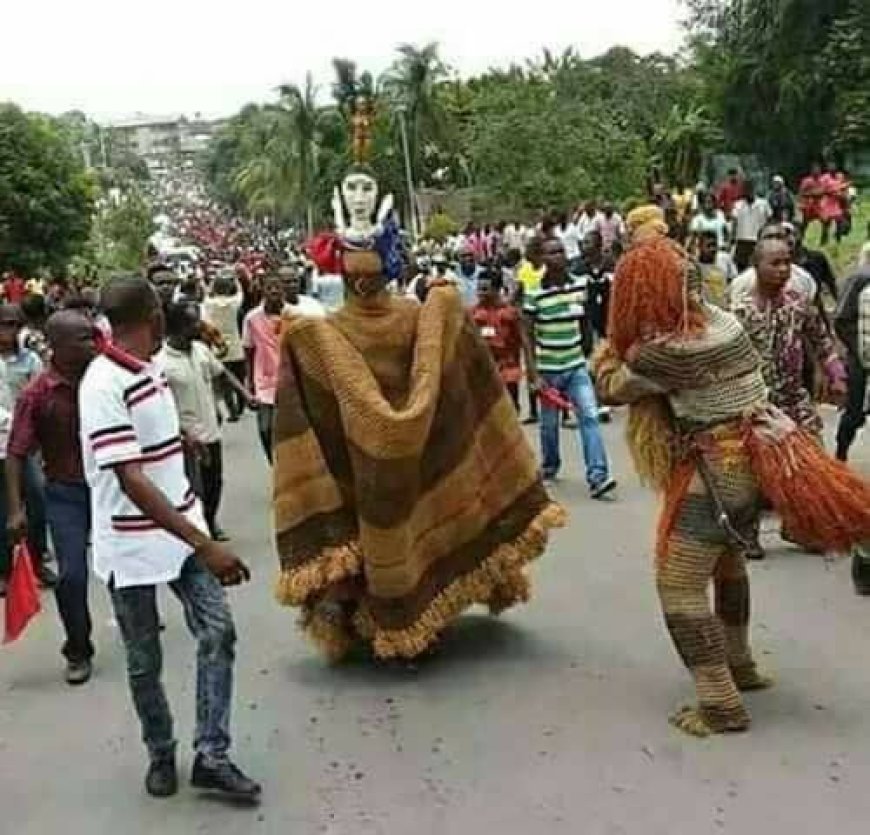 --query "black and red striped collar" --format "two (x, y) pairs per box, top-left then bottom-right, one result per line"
(100, 338), (149, 374)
